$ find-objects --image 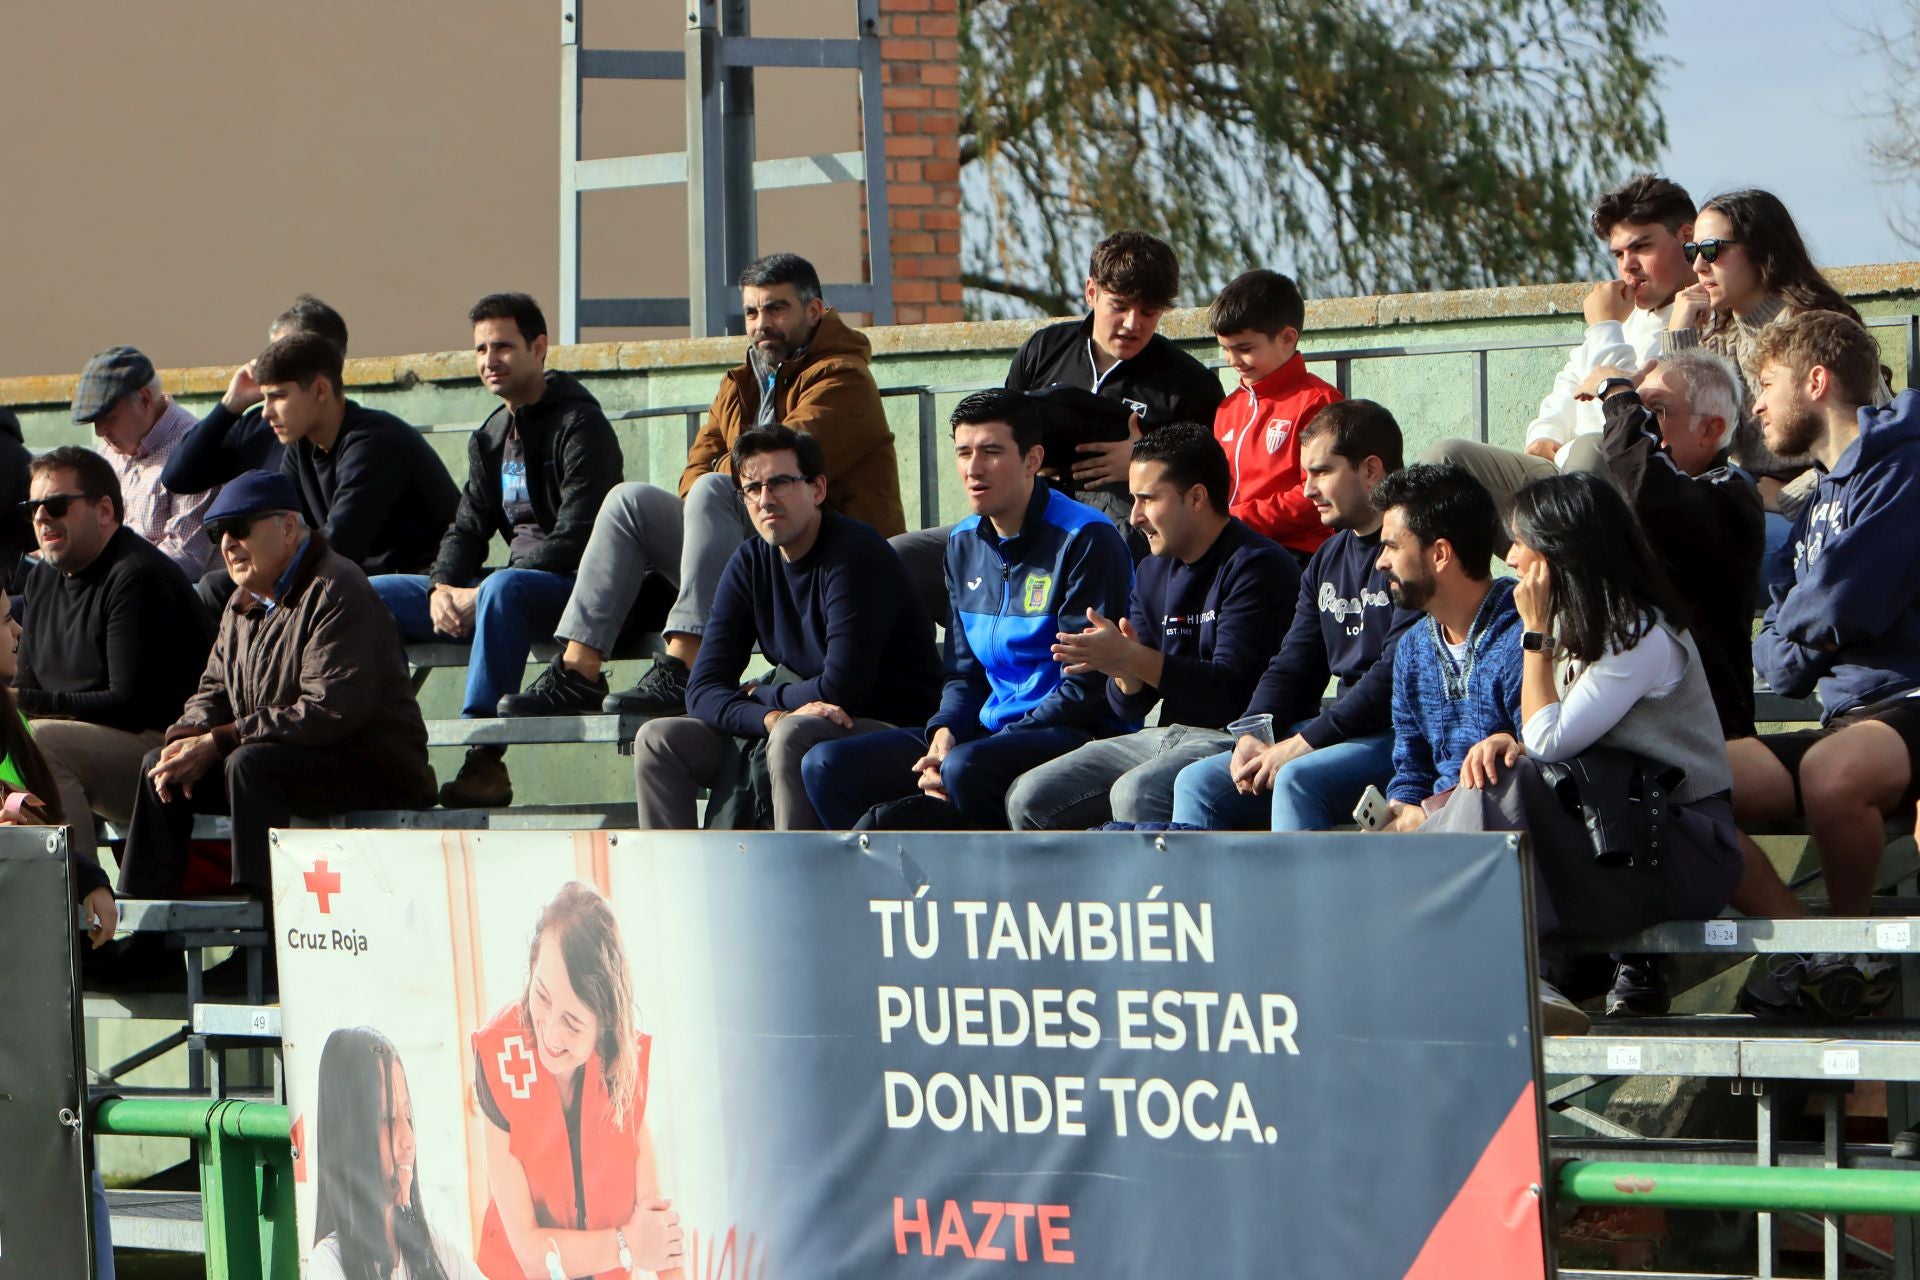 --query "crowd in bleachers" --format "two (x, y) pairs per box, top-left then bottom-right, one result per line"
(10, 177), (1918, 1035)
